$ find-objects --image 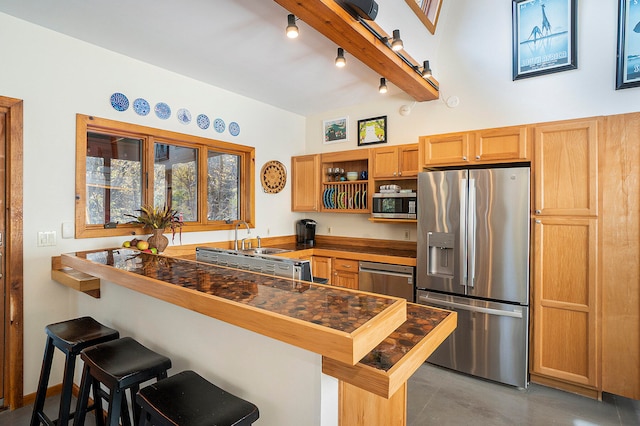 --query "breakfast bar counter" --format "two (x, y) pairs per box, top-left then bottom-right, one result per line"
(57, 248), (455, 425)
